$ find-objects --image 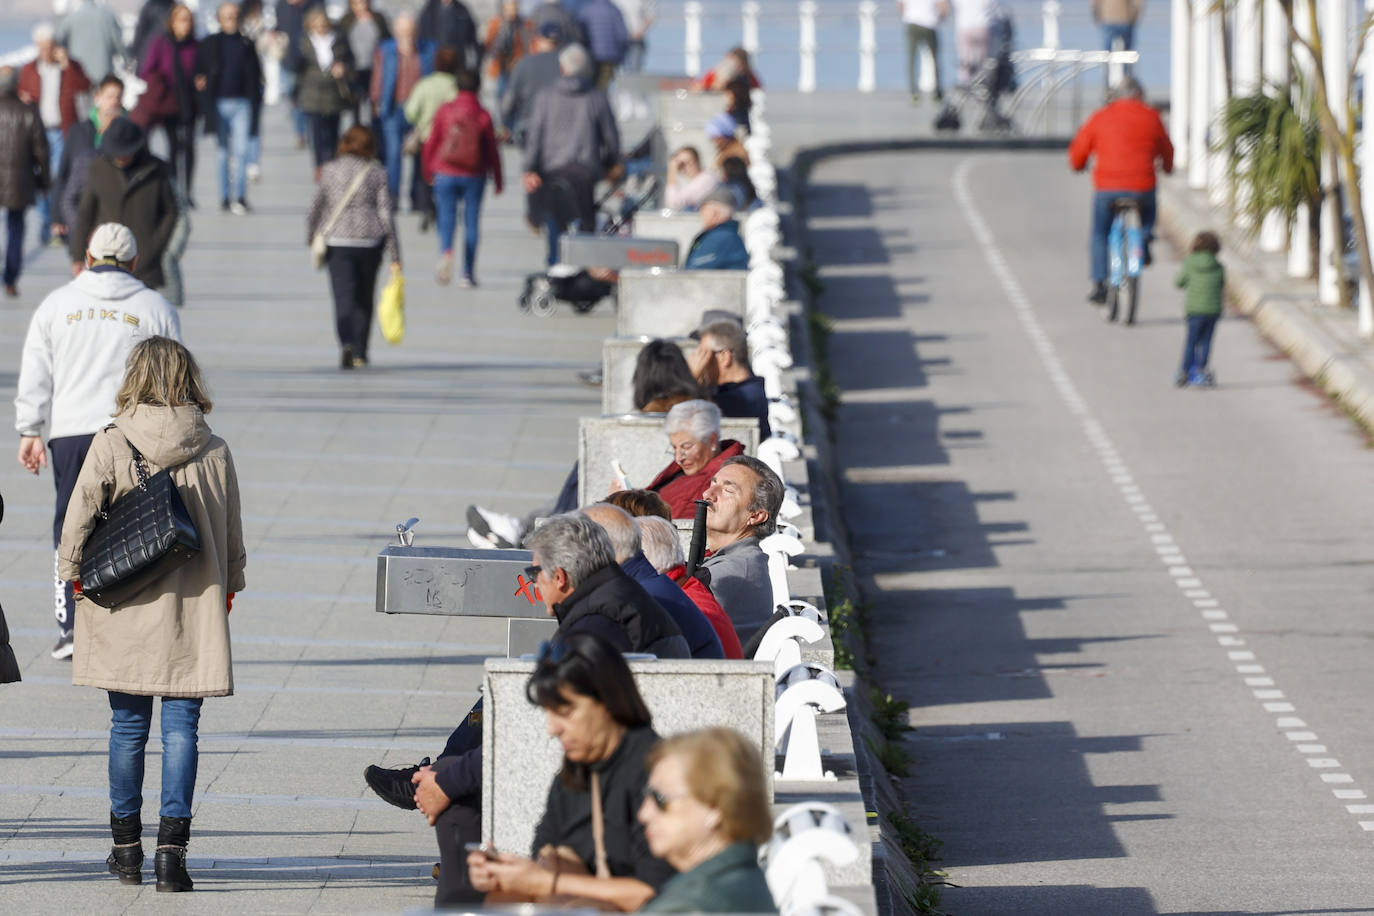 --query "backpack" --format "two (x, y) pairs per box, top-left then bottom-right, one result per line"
(438, 111), (484, 172)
